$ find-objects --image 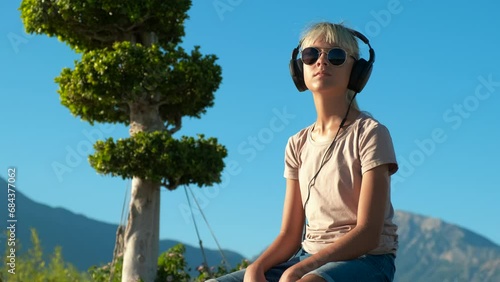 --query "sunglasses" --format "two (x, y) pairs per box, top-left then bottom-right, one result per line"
(300, 47), (355, 66)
